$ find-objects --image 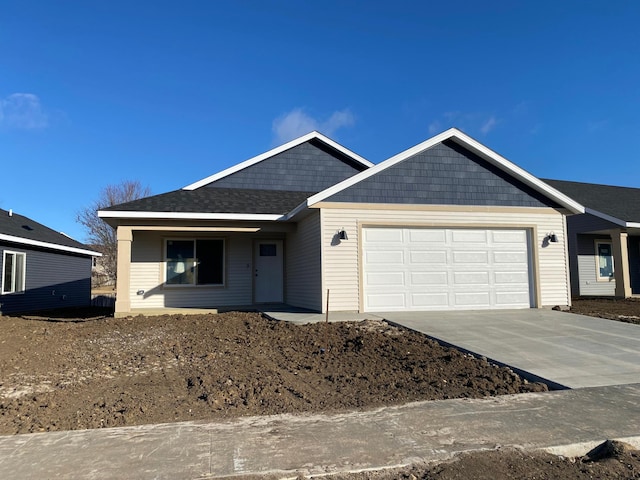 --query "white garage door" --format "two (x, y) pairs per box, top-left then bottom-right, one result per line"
(362, 227), (533, 311)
